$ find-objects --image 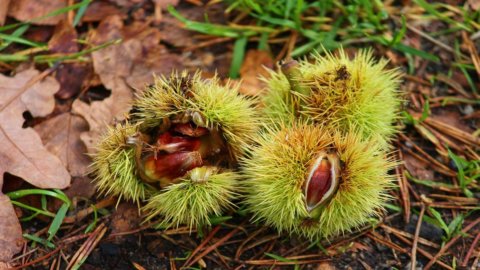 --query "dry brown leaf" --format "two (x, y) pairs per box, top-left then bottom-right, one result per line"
(54, 63), (91, 100)
(0, 69), (71, 262)
(0, 194), (23, 262)
(34, 113), (91, 177)
(238, 49), (274, 96)
(0, 0), (10, 25)
(71, 98), (121, 154)
(48, 21), (91, 100)
(110, 202), (140, 235)
(469, 0), (480, 11)
(8, 0), (67, 25)
(48, 20), (78, 54)
(109, 0), (148, 8)
(126, 47), (183, 91)
(403, 153), (434, 180)
(153, 0), (179, 9)
(82, 1), (125, 22)
(0, 68), (70, 189)
(316, 262), (336, 270)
